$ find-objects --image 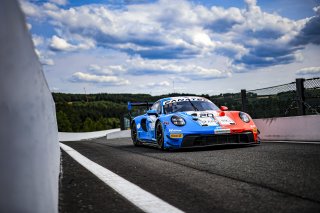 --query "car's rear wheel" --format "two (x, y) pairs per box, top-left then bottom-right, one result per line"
(156, 122), (164, 150)
(131, 122), (141, 146)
